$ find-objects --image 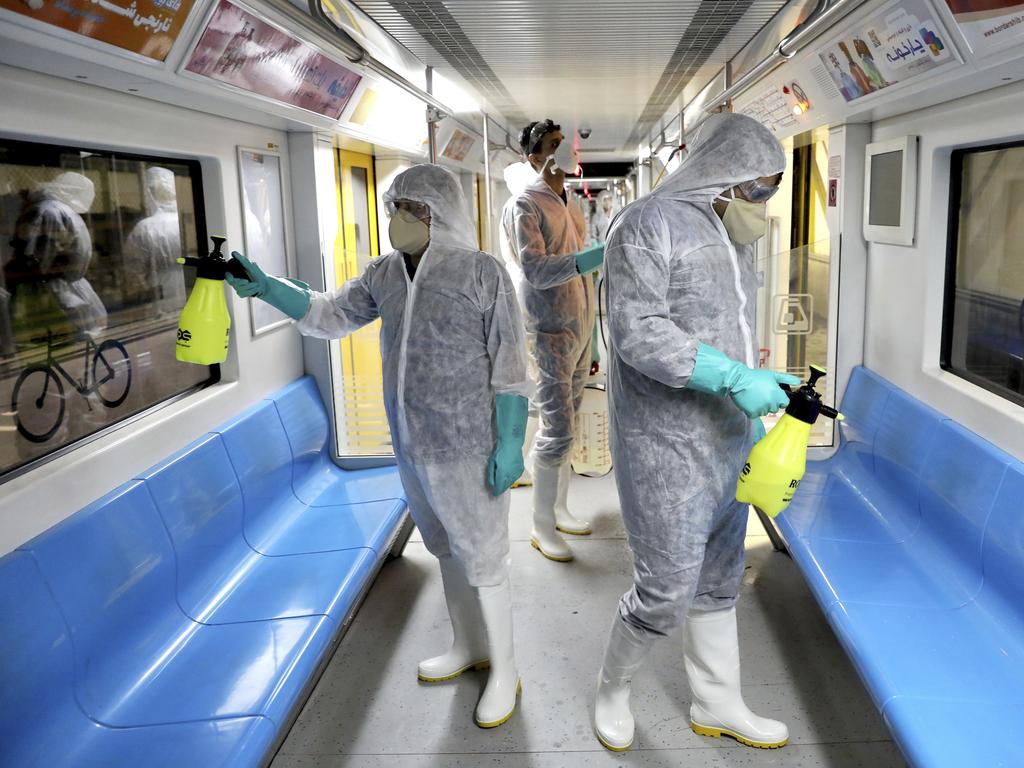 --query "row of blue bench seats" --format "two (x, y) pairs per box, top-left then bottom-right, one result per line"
(776, 366), (1024, 768)
(0, 376), (410, 768)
